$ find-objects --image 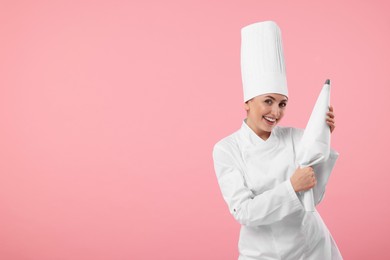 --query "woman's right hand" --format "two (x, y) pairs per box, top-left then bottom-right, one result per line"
(290, 166), (317, 192)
